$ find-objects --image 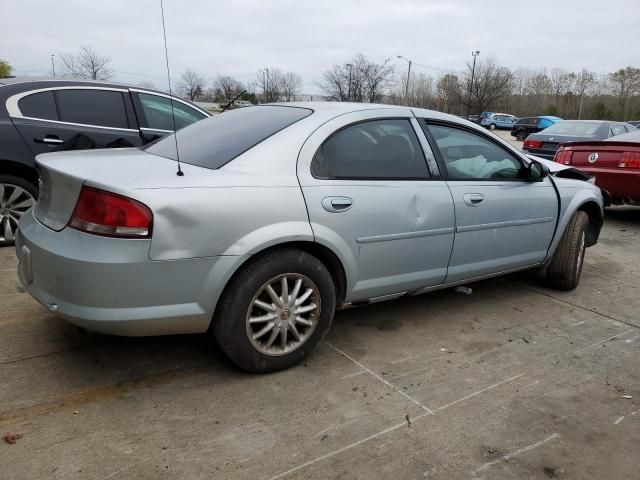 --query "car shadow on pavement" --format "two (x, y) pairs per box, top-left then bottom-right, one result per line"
(604, 206), (640, 223)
